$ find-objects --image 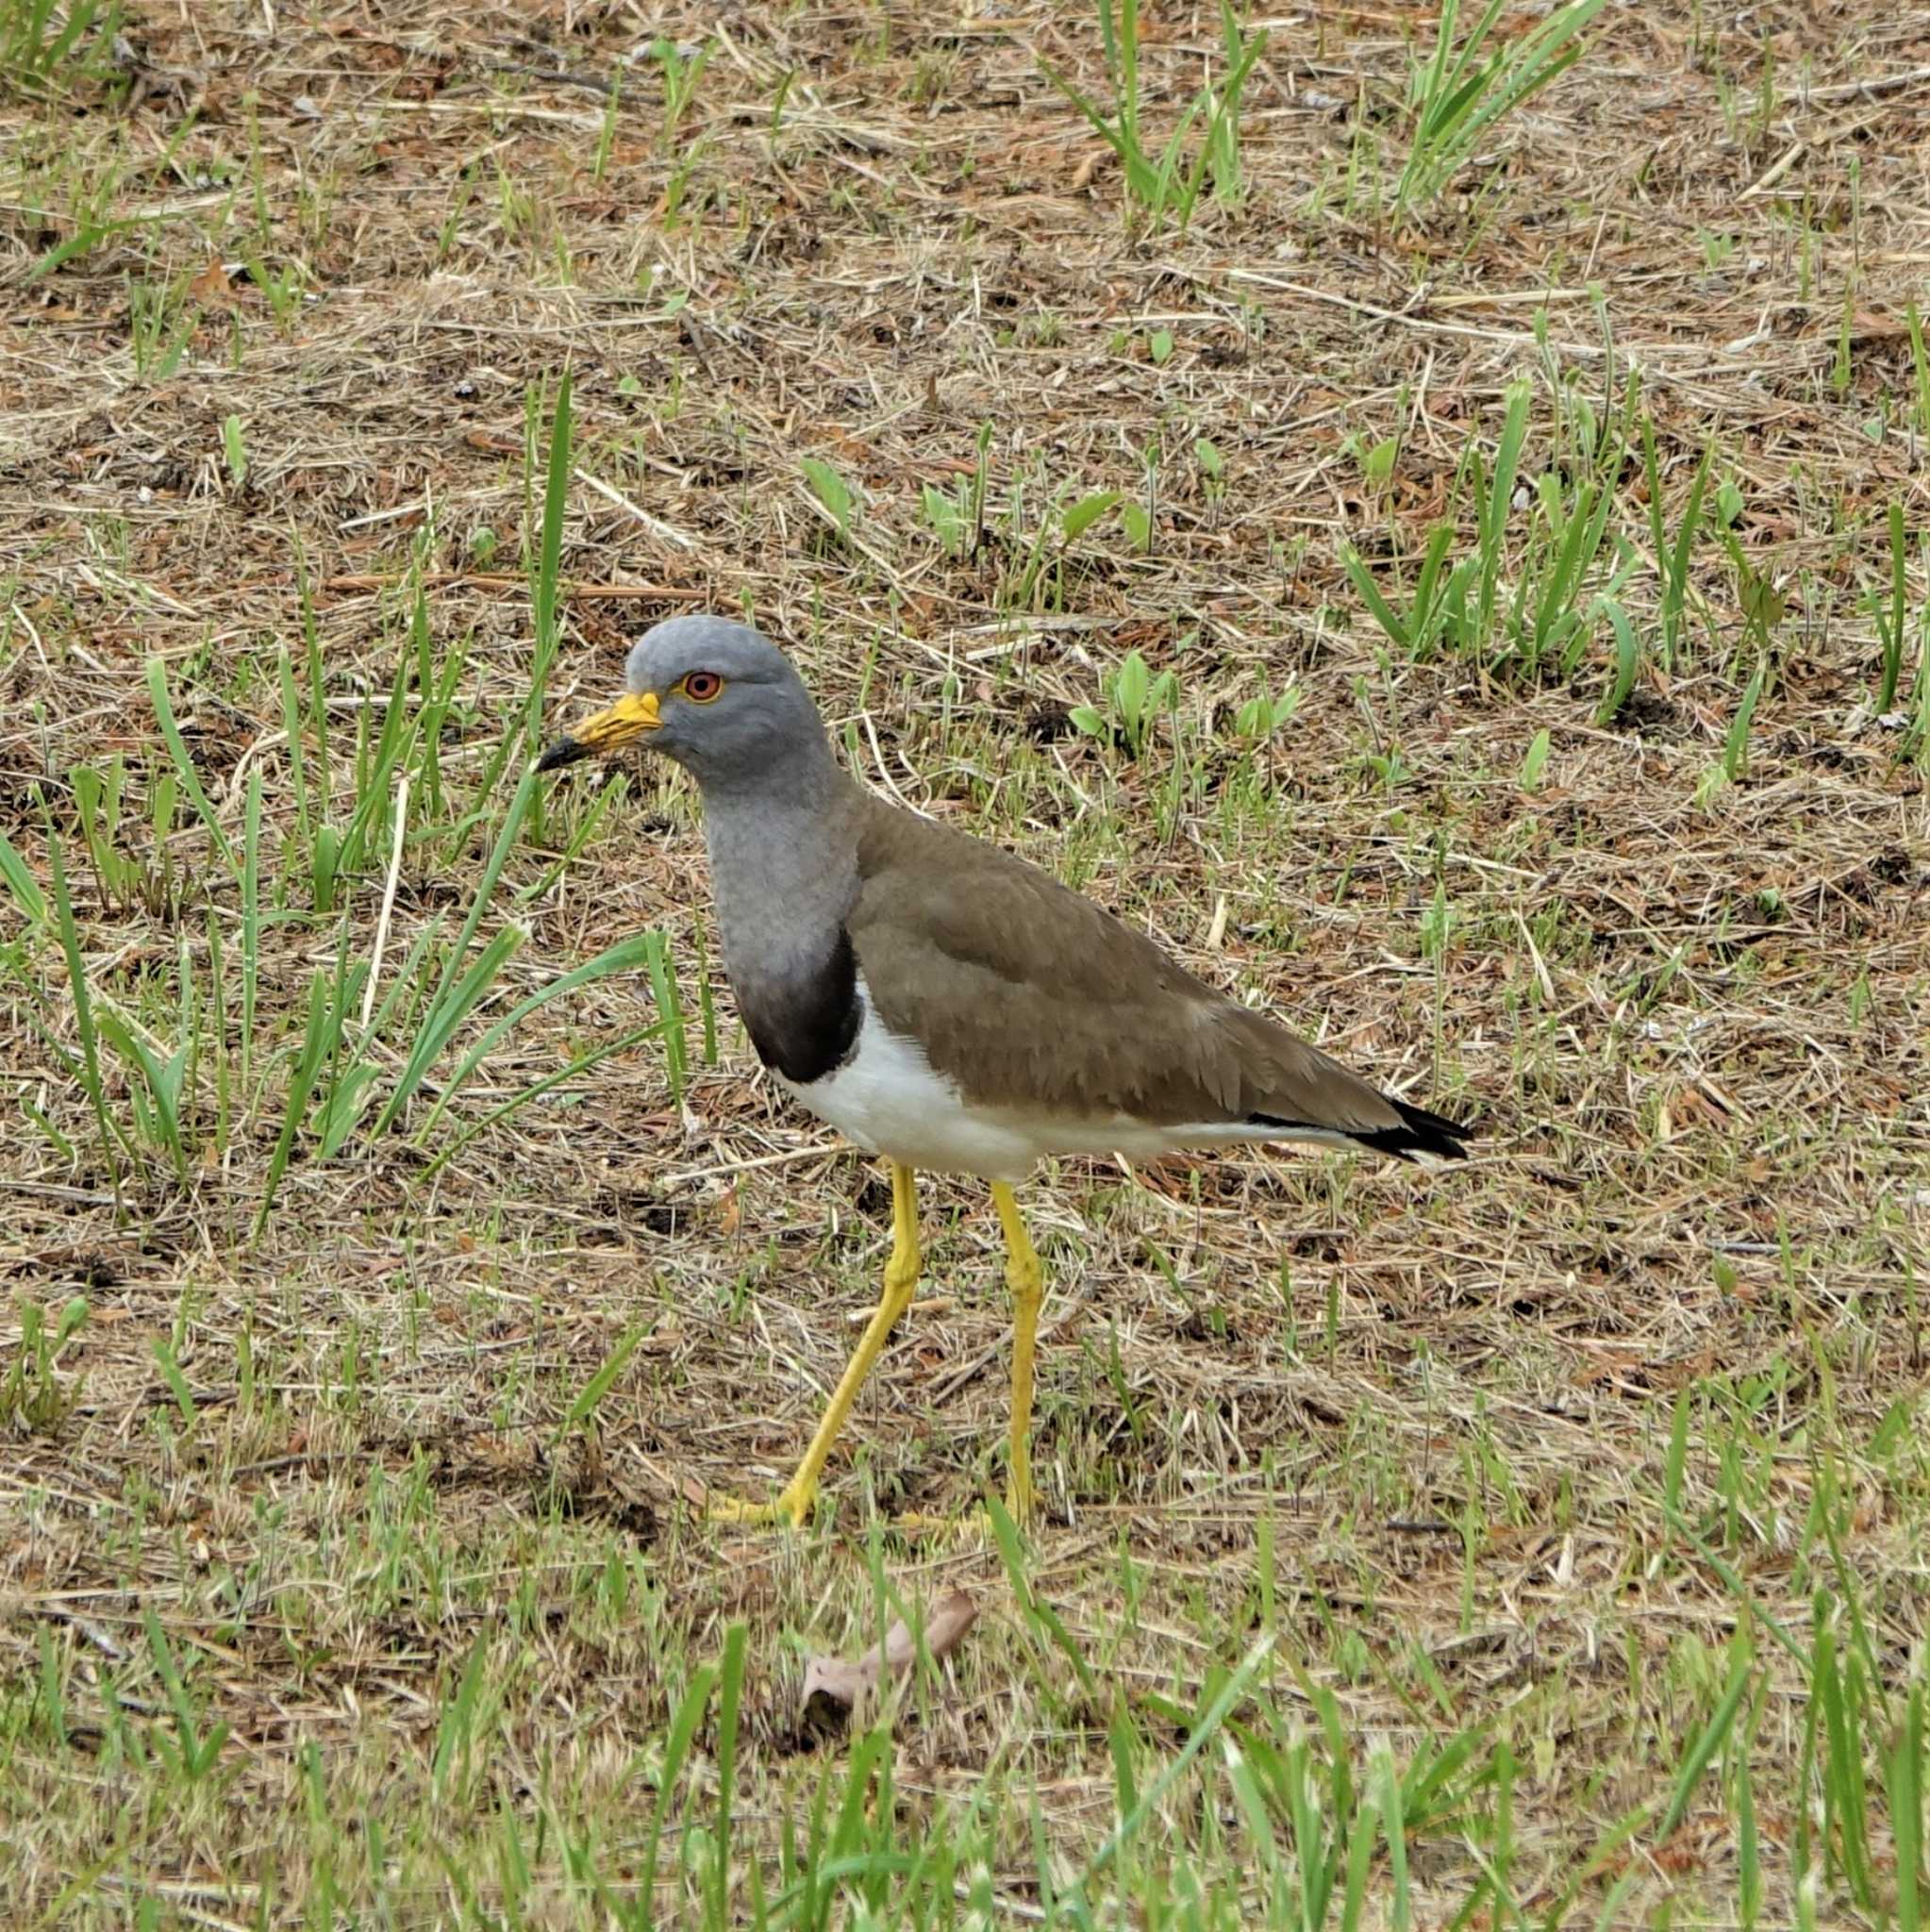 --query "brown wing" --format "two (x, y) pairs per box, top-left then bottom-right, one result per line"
(847, 798), (1450, 1149)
